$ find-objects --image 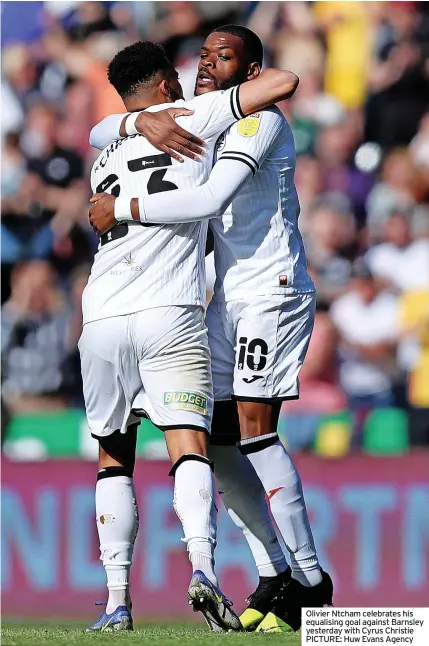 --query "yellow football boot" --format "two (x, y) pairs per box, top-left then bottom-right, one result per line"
(256, 612), (292, 633)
